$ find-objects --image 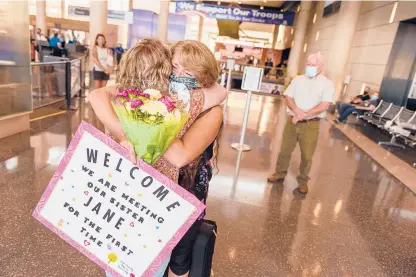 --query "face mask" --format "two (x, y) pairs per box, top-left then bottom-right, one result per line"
(305, 66), (318, 78)
(169, 73), (199, 90)
(370, 95), (378, 100)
